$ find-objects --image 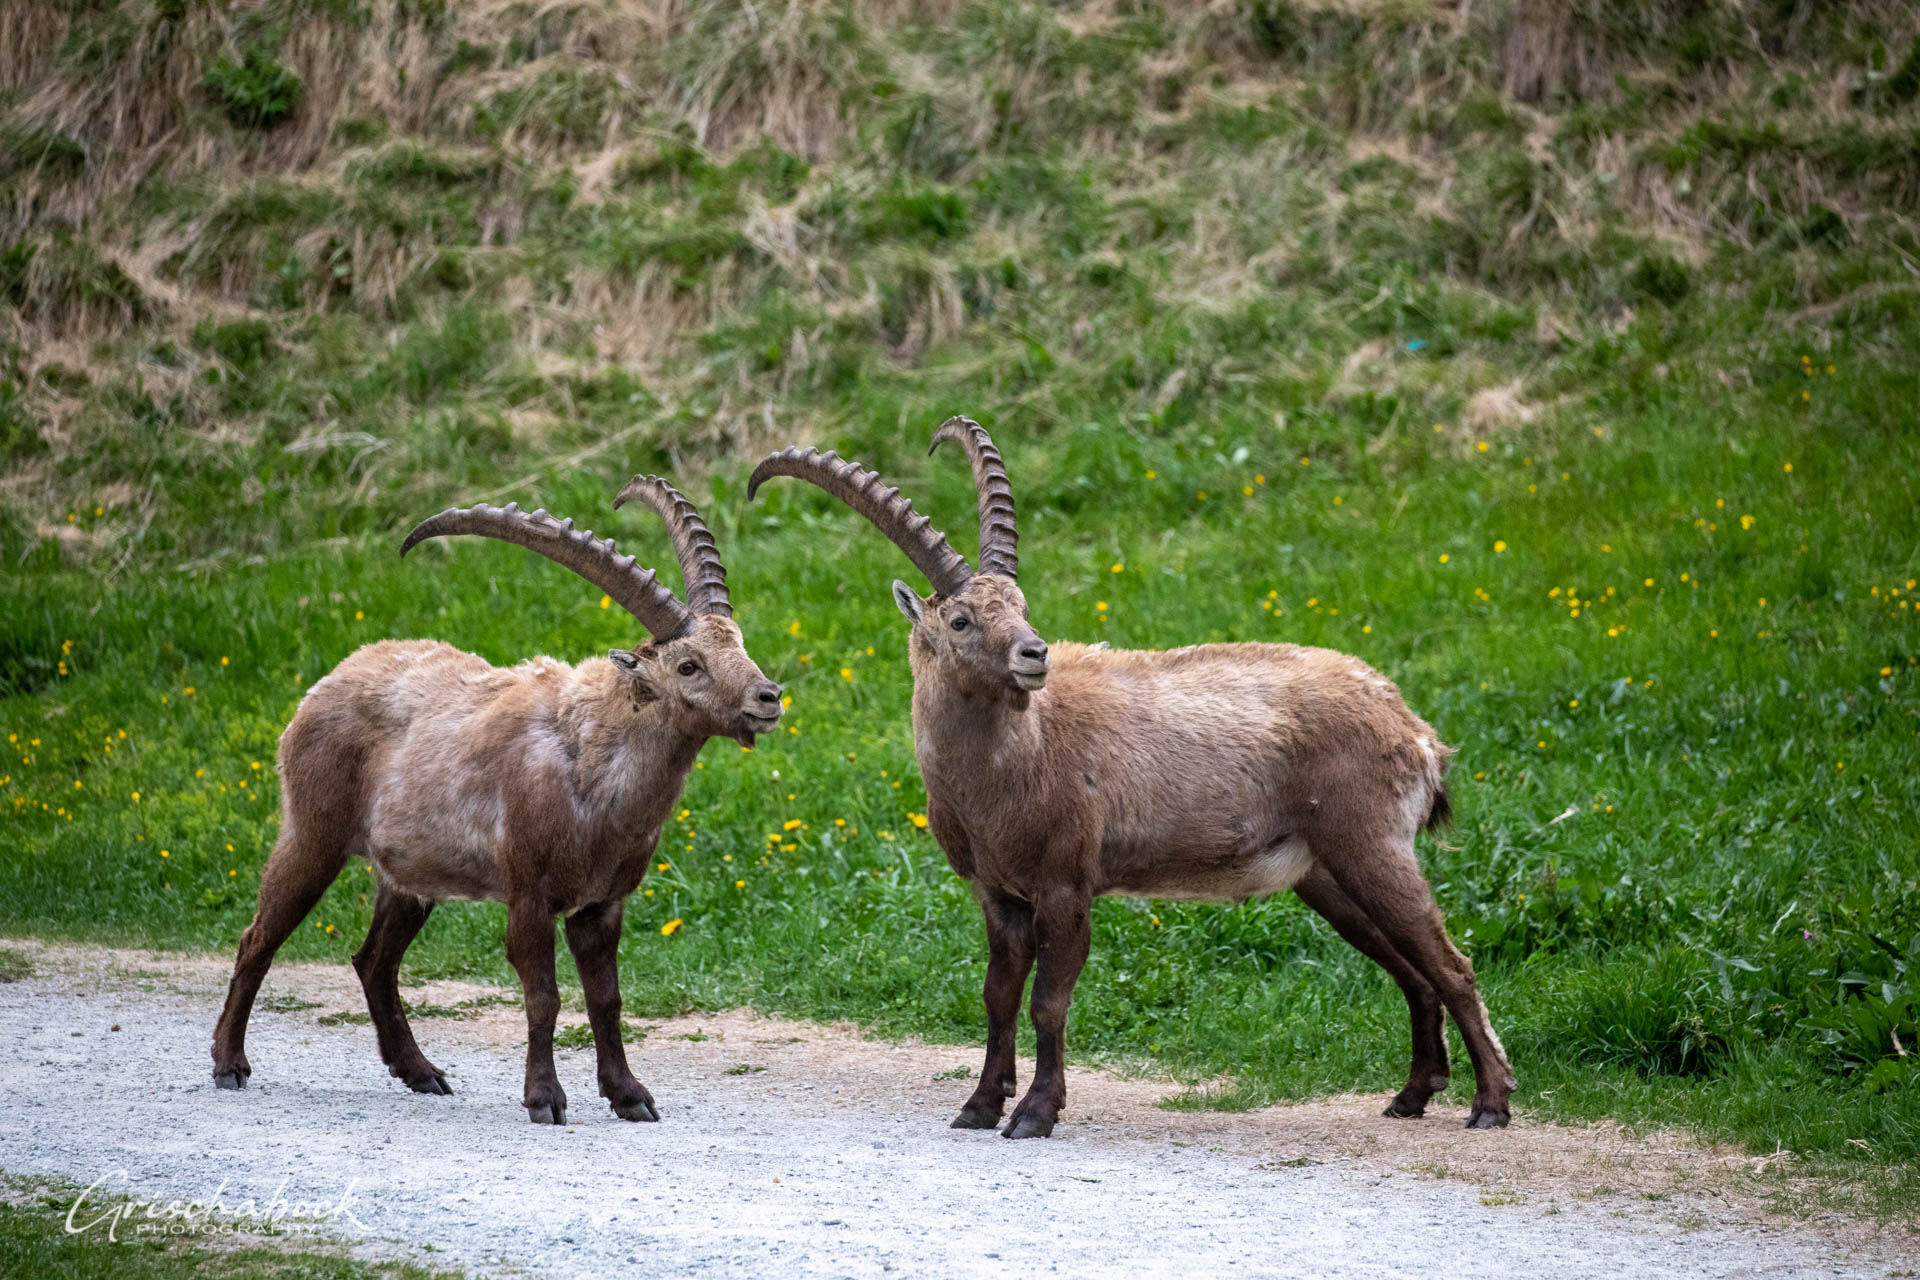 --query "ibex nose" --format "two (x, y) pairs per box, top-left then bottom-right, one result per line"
(753, 682), (783, 708)
(1016, 640), (1049, 666)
